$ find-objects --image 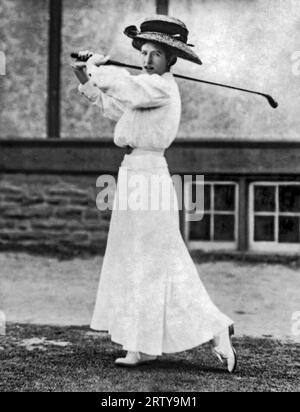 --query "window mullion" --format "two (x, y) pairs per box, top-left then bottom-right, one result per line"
(275, 185), (279, 243)
(47, 0), (62, 139)
(211, 184), (214, 241)
(156, 0), (169, 14)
